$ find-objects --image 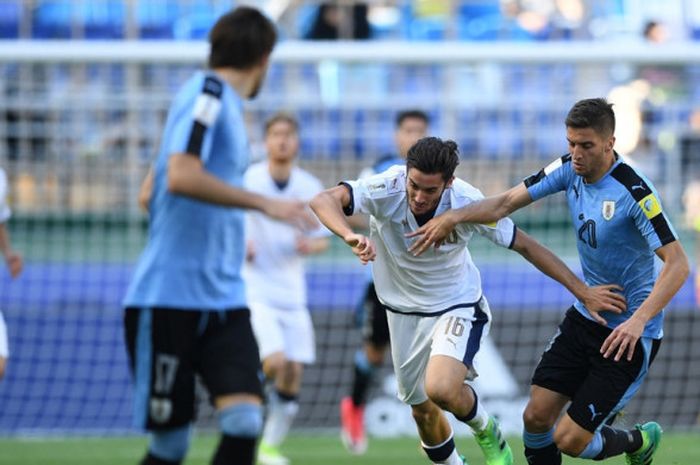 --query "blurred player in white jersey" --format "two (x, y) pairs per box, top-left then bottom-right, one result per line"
(0, 167), (23, 380)
(340, 109), (429, 454)
(311, 137), (617, 465)
(243, 113), (330, 465)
